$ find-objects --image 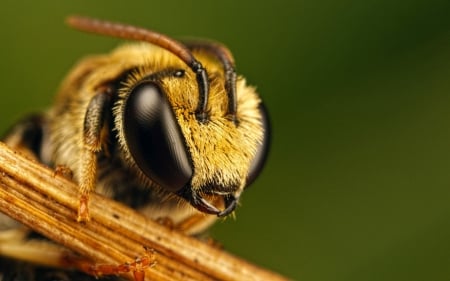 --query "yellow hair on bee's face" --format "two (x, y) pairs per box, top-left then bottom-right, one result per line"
(156, 51), (264, 196)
